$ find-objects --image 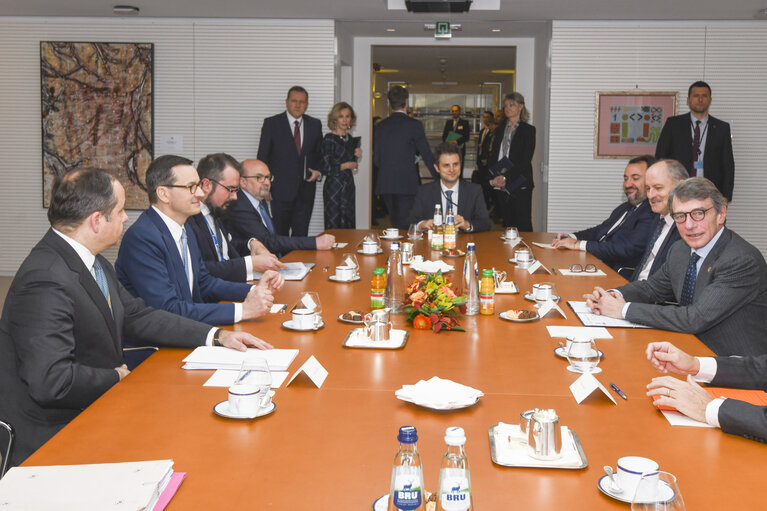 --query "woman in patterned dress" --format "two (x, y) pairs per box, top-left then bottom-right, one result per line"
(320, 102), (362, 229)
